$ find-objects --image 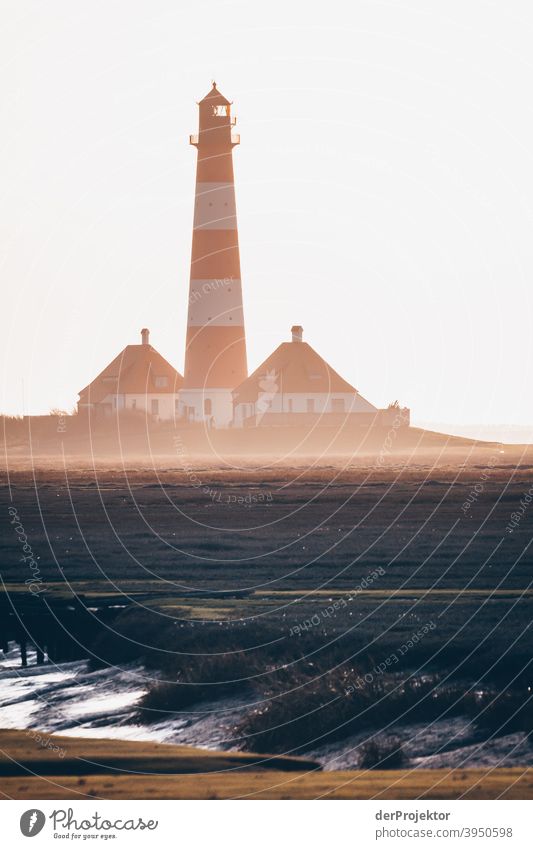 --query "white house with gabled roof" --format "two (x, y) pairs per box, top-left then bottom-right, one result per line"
(232, 326), (387, 428)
